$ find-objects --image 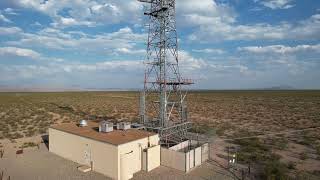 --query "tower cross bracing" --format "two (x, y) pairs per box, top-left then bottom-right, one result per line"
(138, 0), (193, 146)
